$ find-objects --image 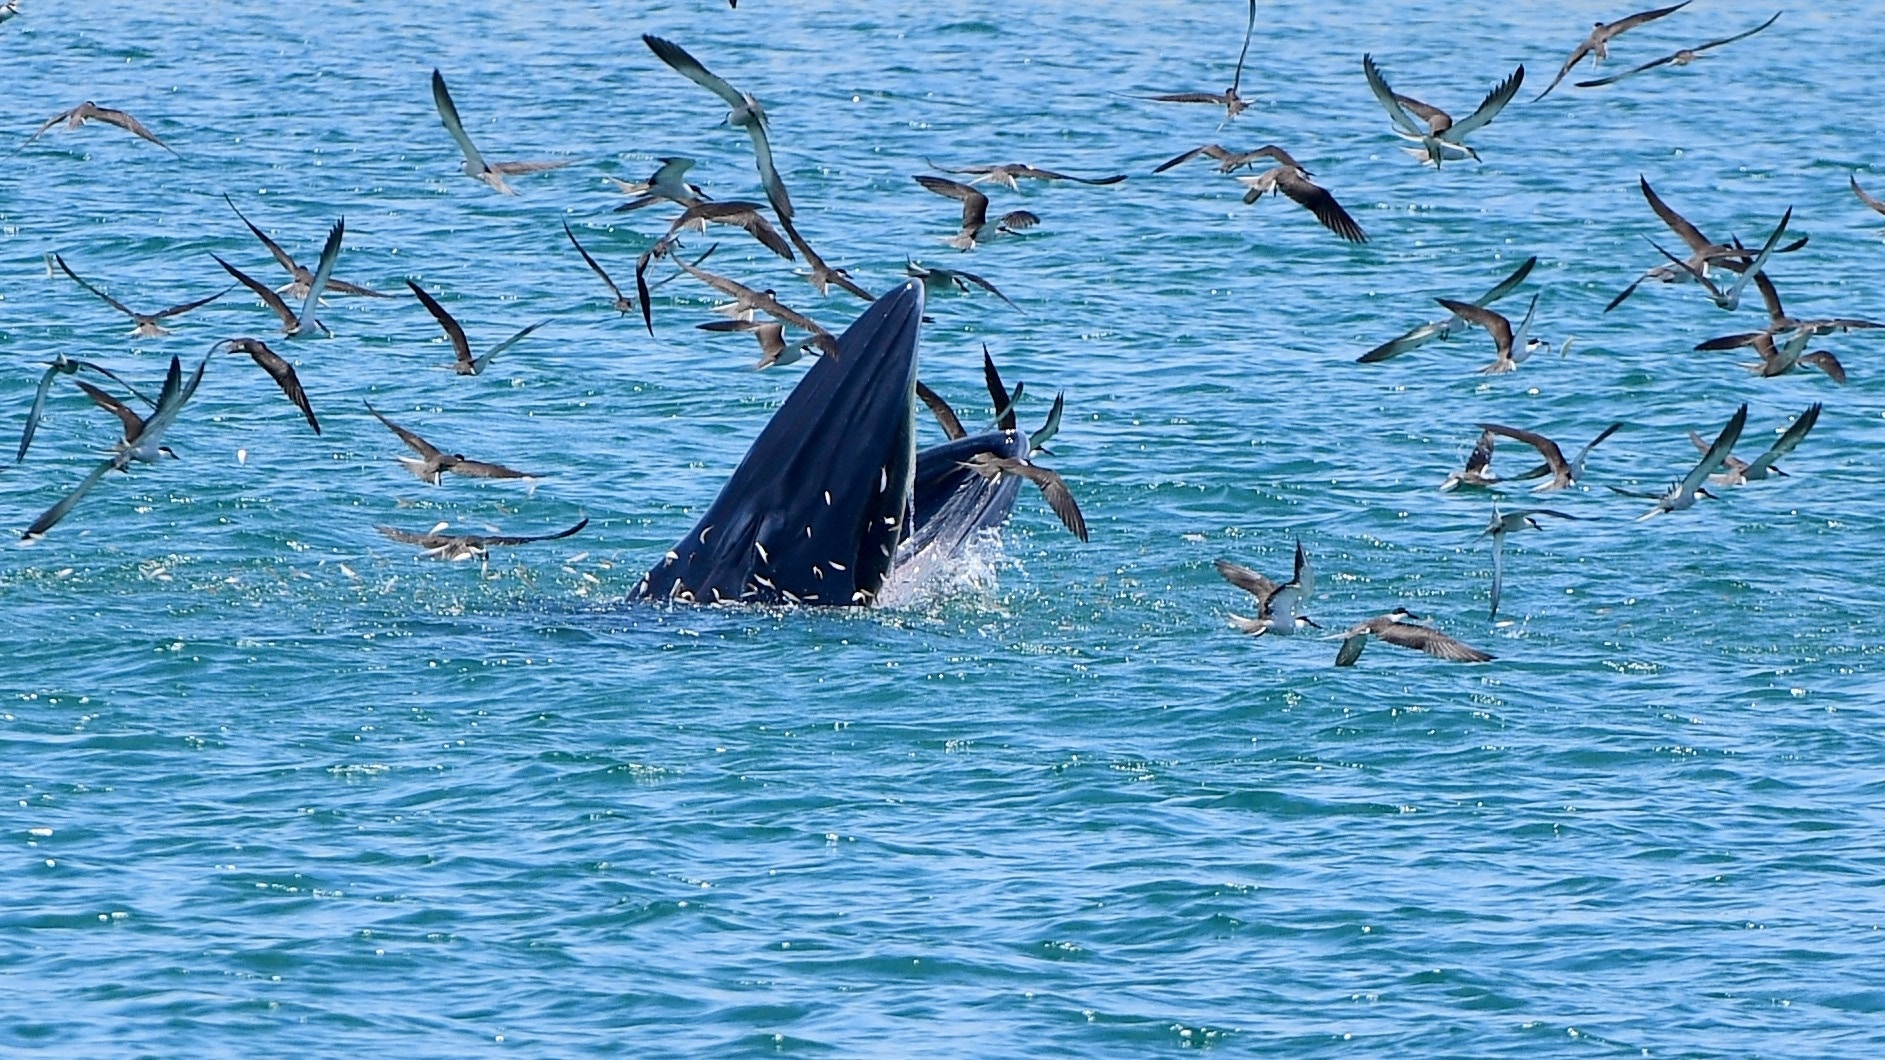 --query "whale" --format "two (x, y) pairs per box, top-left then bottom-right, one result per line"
(633, 281), (1036, 606)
